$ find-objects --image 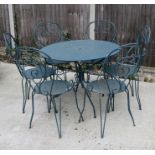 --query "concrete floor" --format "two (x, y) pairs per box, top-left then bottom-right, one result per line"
(0, 62), (155, 150)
